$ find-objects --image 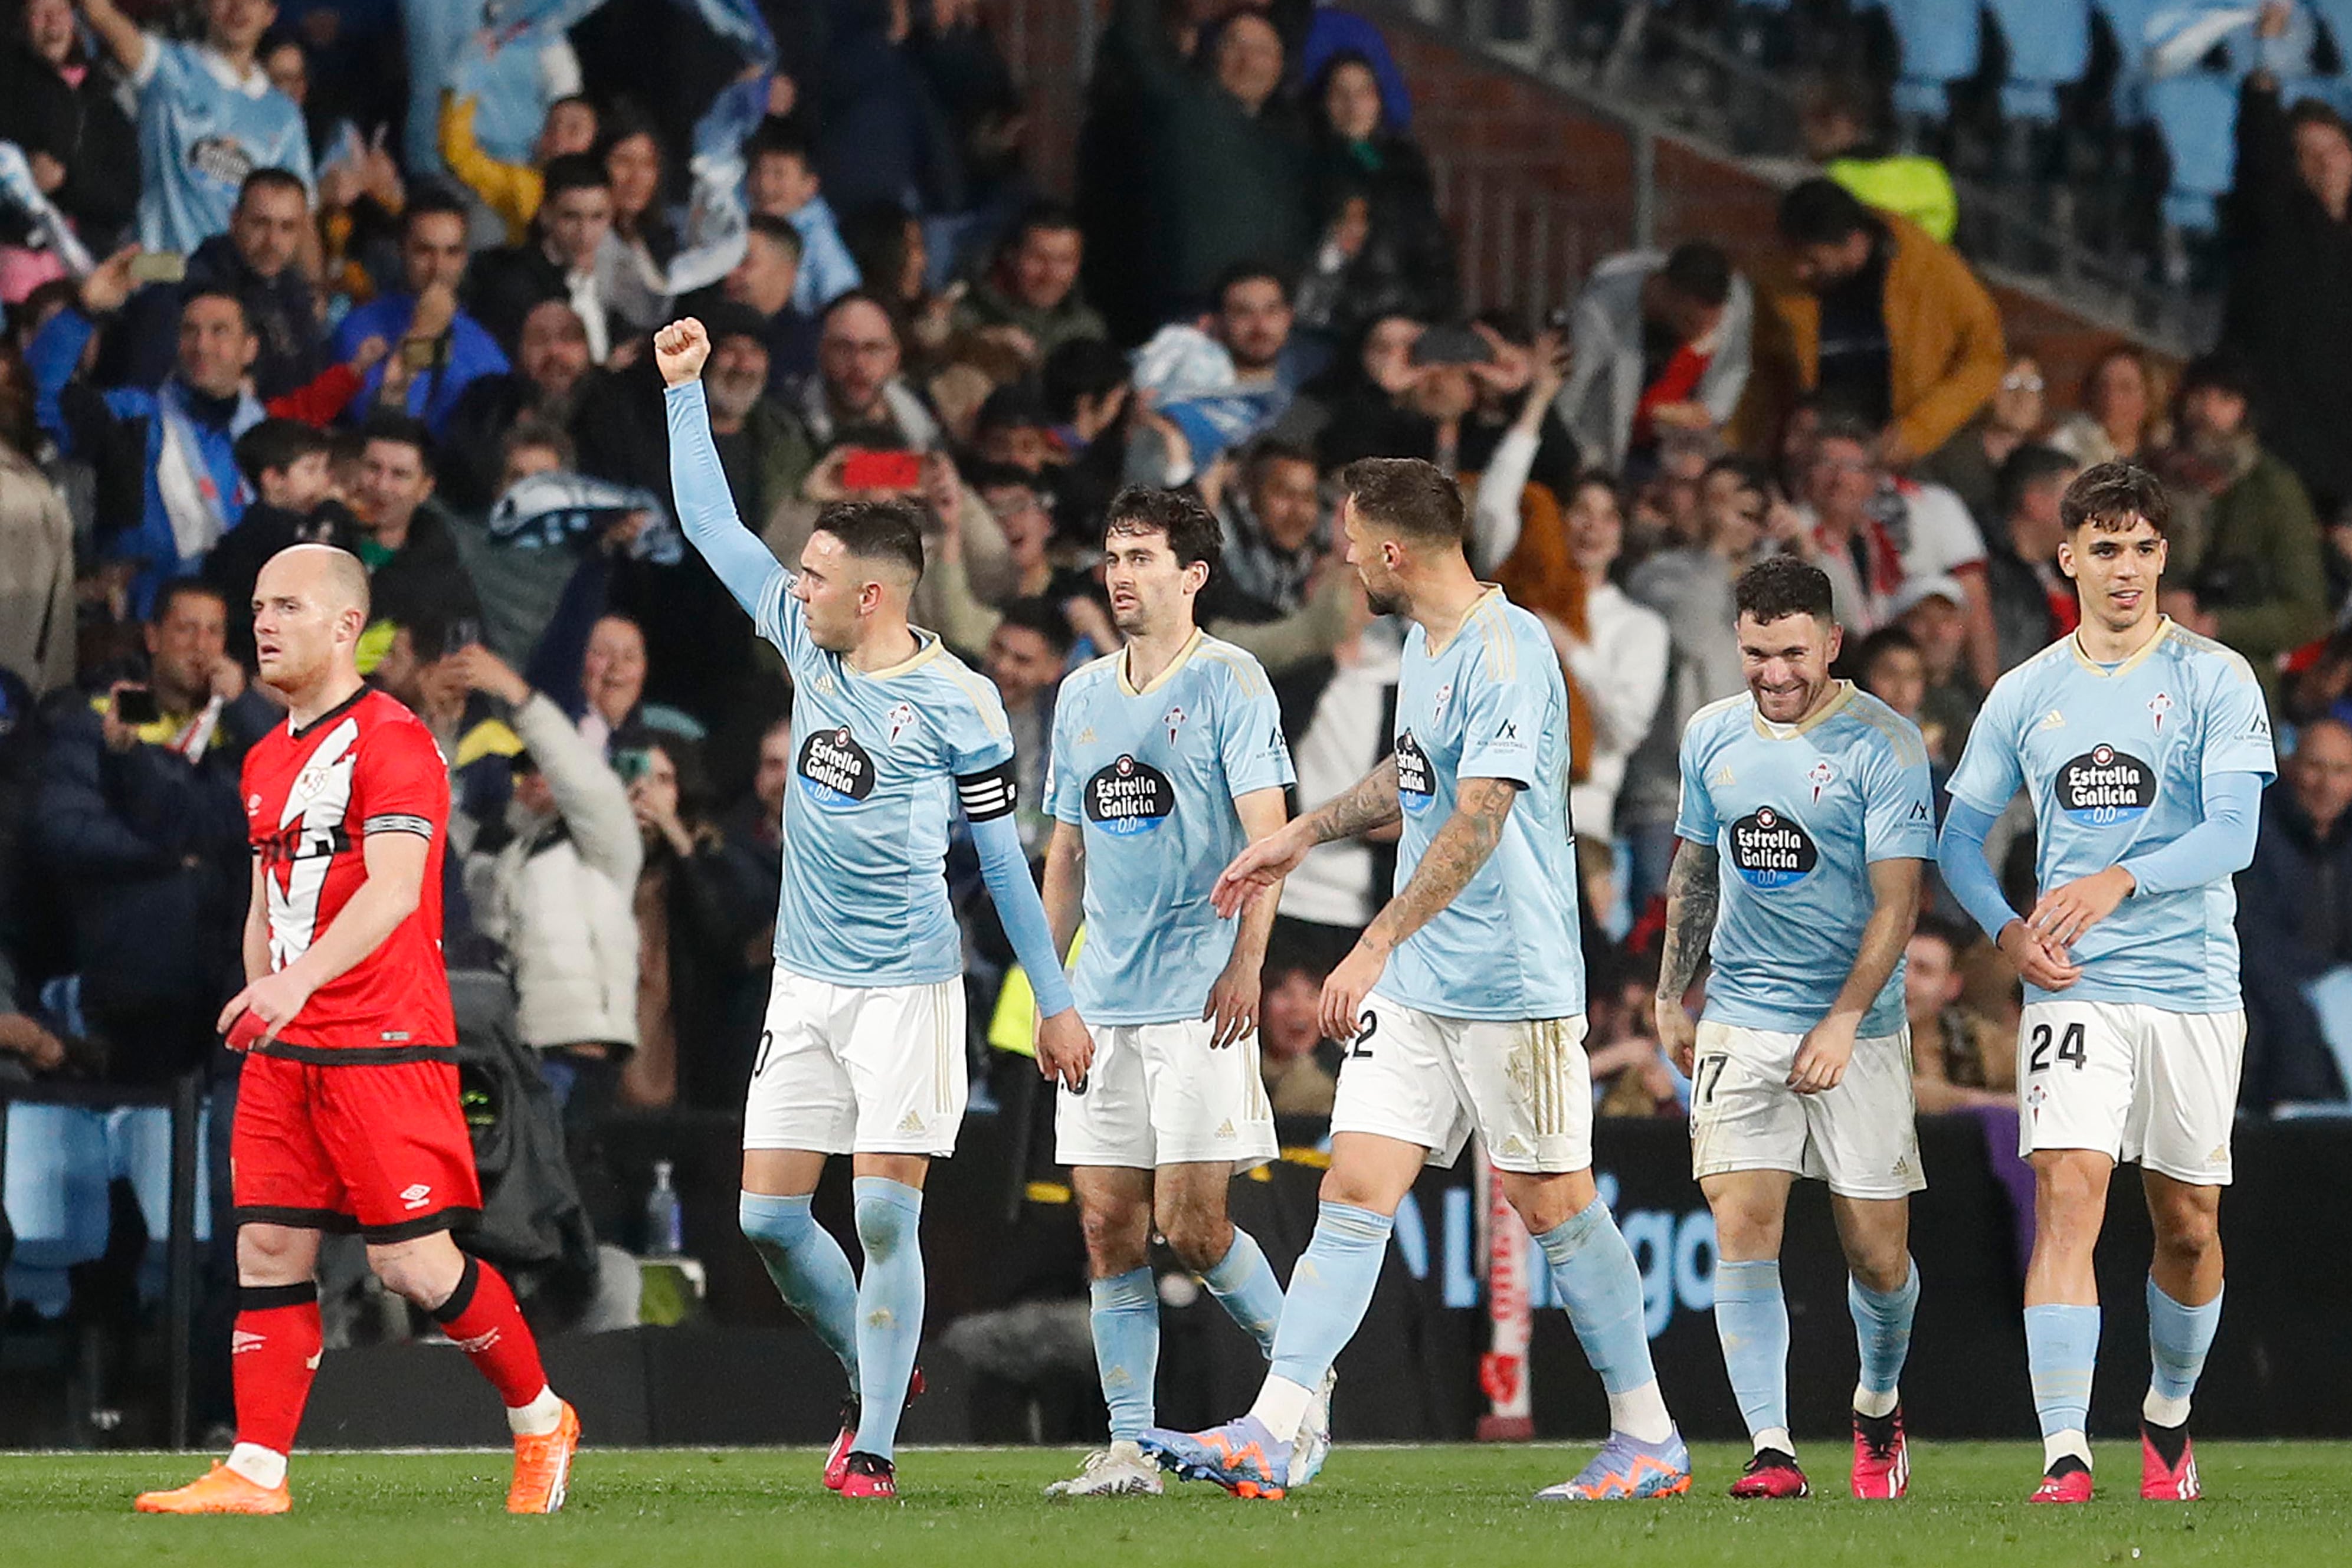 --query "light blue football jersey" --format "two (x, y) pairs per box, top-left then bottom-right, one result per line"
(1676, 683), (1936, 1037)
(1383, 588), (1584, 1022)
(134, 41), (316, 252)
(1946, 621), (2276, 1010)
(736, 573), (1014, 987)
(1044, 633), (1295, 1024)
